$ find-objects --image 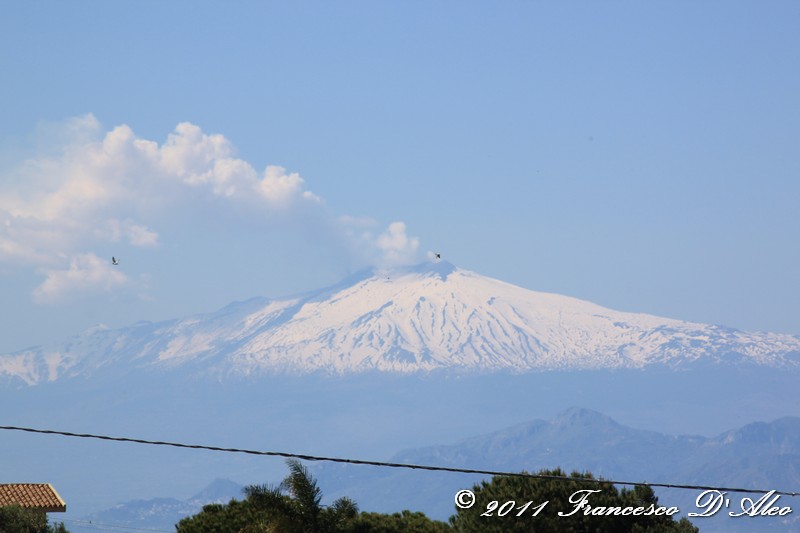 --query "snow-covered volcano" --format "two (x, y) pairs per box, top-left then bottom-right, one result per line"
(3, 261), (800, 384)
